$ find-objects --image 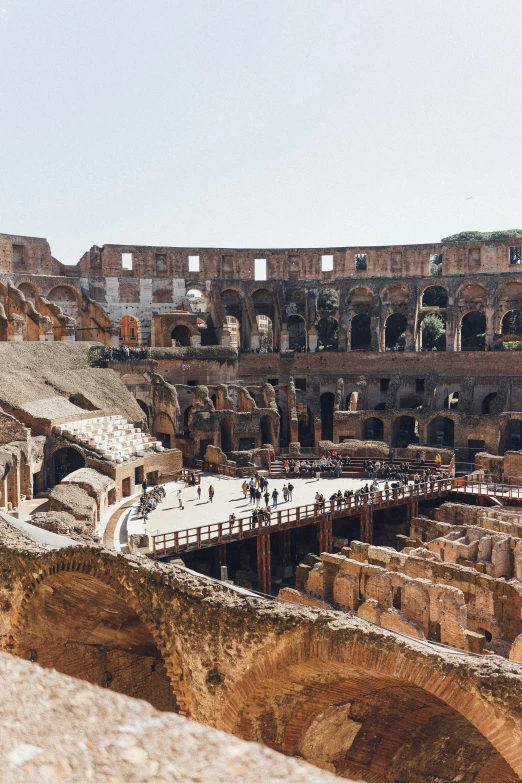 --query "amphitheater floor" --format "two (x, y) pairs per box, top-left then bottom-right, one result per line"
(127, 472), (375, 542)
